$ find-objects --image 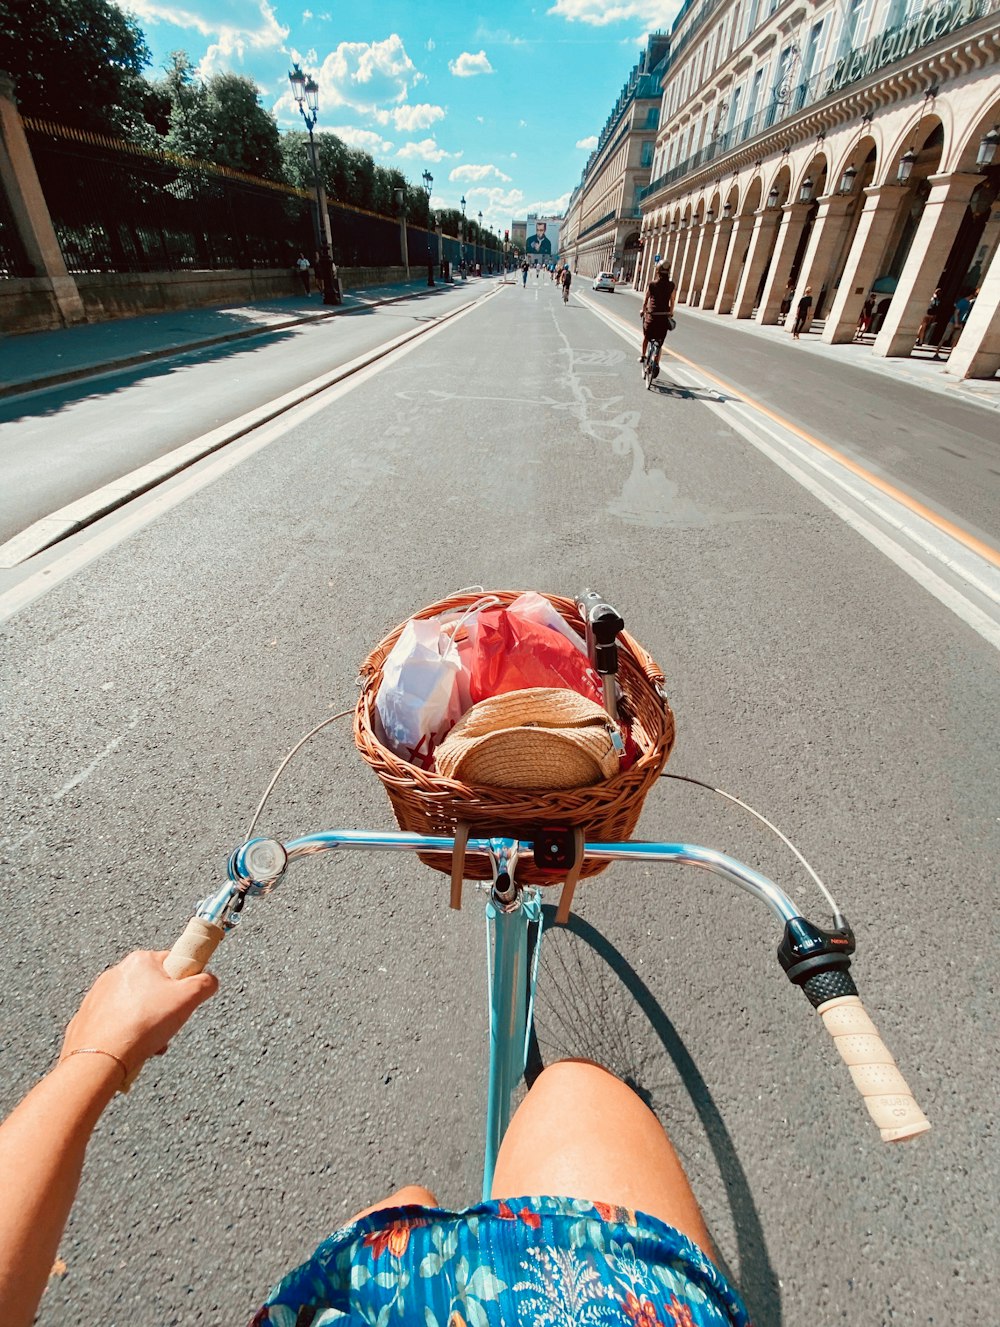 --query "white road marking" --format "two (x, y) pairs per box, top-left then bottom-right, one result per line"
(581, 293), (1000, 650)
(0, 298), (486, 626)
(53, 711), (139, 800)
